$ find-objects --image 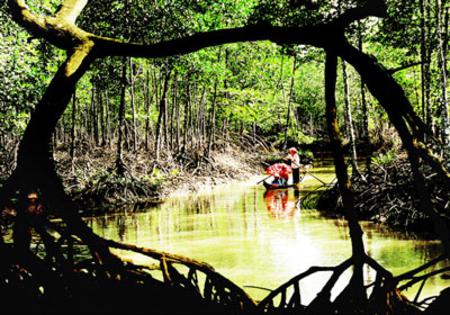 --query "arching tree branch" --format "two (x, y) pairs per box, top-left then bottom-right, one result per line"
(54, 0), (88, 24)
(8, 0), (390, 59)
(8, 0), (91, 49)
